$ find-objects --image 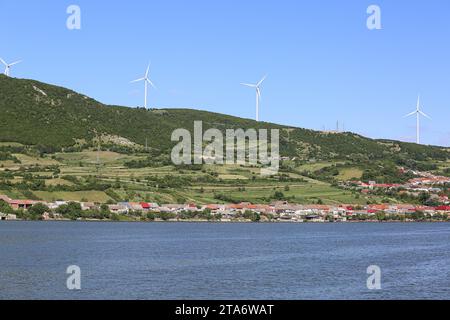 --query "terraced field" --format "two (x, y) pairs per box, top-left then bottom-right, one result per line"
(0, 149), (390, 204)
